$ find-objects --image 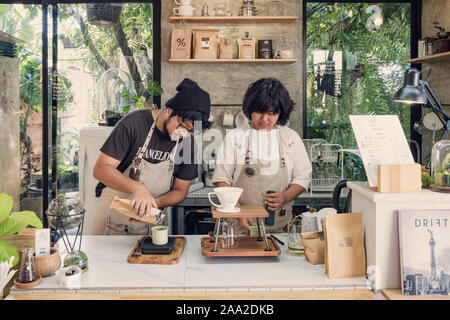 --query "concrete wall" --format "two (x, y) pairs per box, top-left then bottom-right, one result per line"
(0, 56), (20, 210)
(160, 0), (304, 142)
(421, 0), (450, 164)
